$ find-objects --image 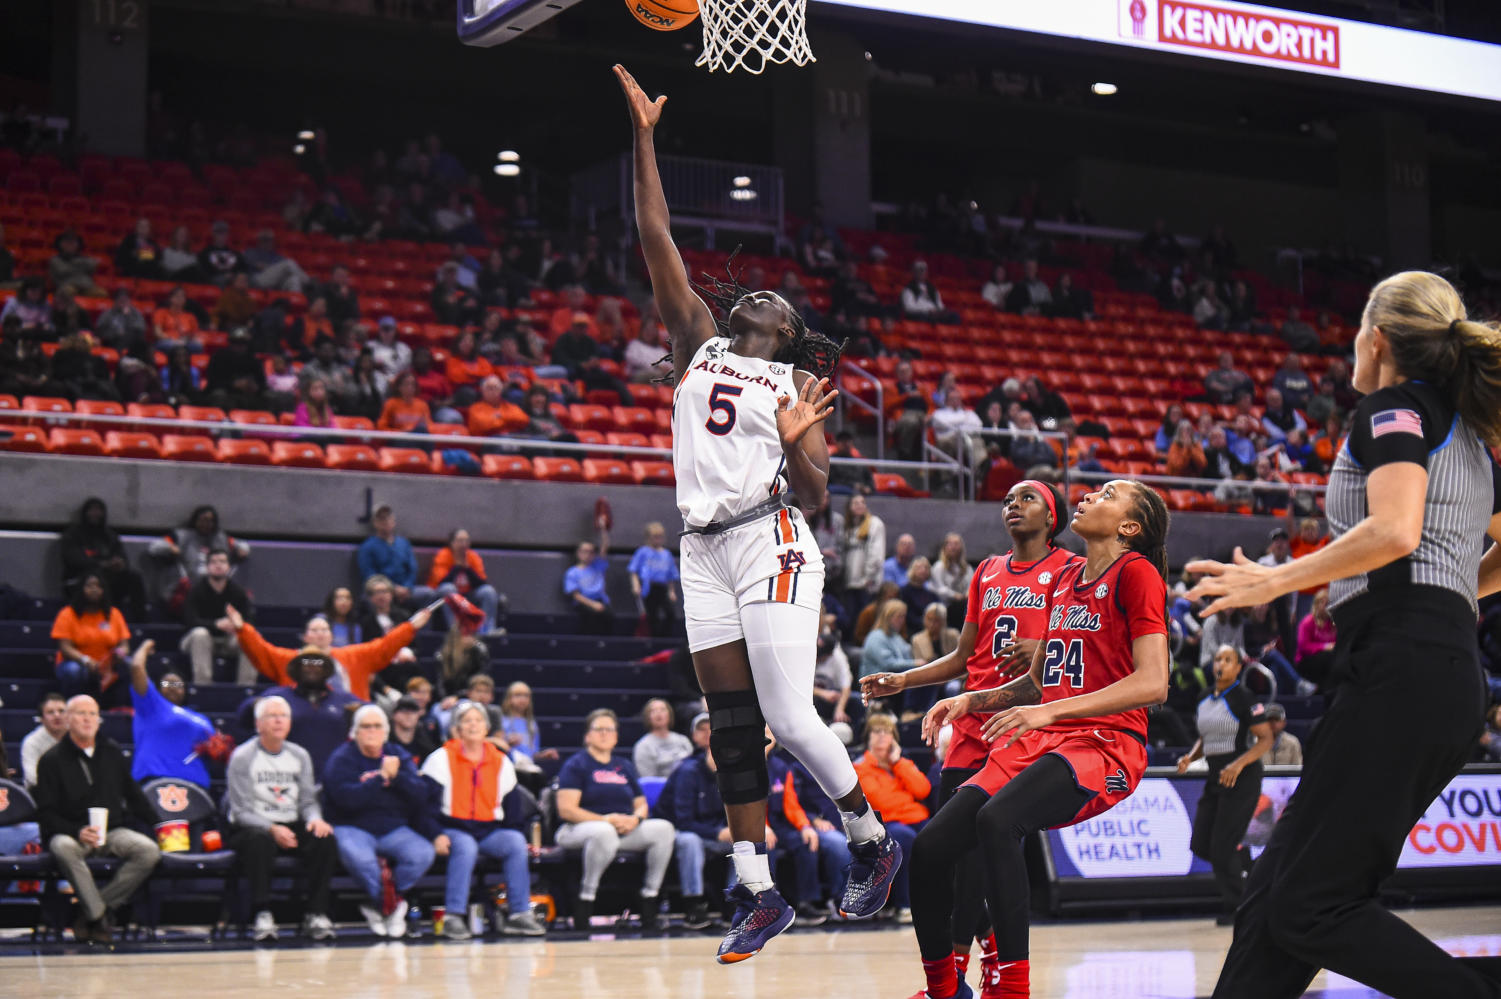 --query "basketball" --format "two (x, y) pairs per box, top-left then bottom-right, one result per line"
(625, 0), (699, 32)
